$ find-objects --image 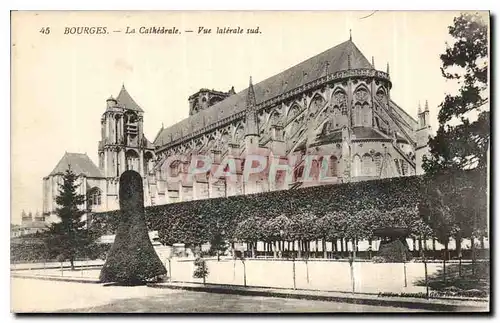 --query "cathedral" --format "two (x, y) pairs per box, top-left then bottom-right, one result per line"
(42, 38), (432, 221)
